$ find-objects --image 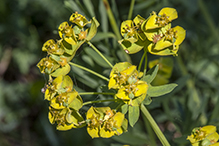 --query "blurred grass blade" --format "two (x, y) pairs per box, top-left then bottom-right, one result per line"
(64, 0), (84, 15)
(91, 32), (116, 42)
(83, 0), (95, 17)
(99, 0), (108, 32)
